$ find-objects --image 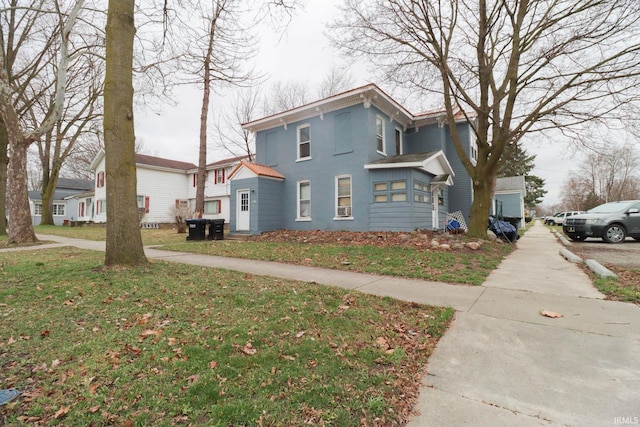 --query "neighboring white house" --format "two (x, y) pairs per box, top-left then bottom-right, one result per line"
(89, 150), (250, 225)
(492, 176), (527, 229)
